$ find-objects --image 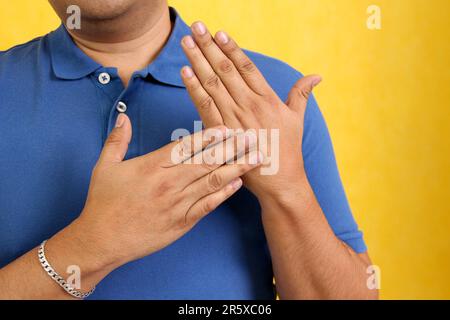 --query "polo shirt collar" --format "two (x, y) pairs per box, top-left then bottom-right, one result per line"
(144, 8), (190, 87)
(48, 7), (190, 87)
(48, 25), (101, 80)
